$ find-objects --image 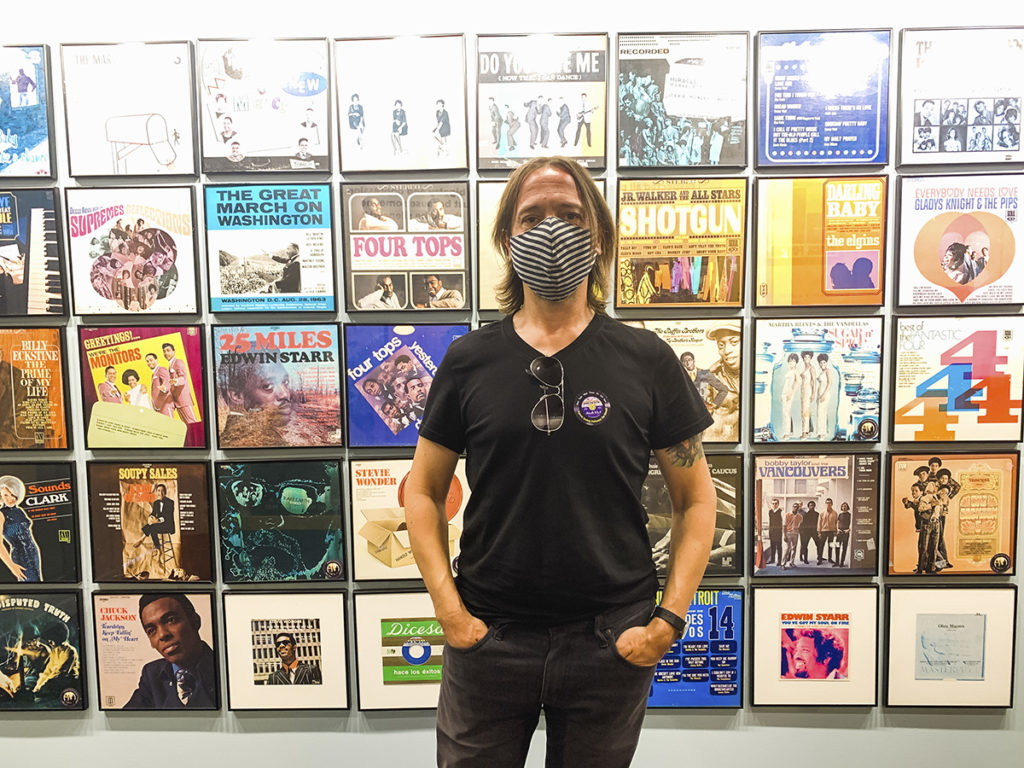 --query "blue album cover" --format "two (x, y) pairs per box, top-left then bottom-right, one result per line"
(758, 30), (890, 166)
(648, 588), (743, 708)
(0, 46), (51, 177)
(345, 324), (467, 448)
(205, 184), (336, 312)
